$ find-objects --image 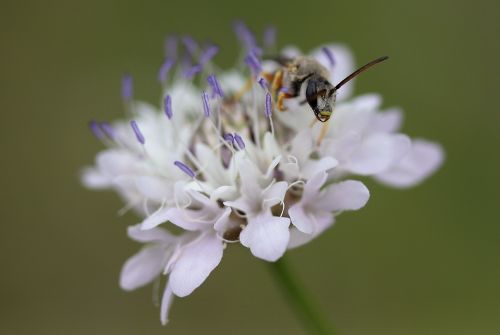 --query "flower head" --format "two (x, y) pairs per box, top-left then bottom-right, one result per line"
(82, 25), (443, 324)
